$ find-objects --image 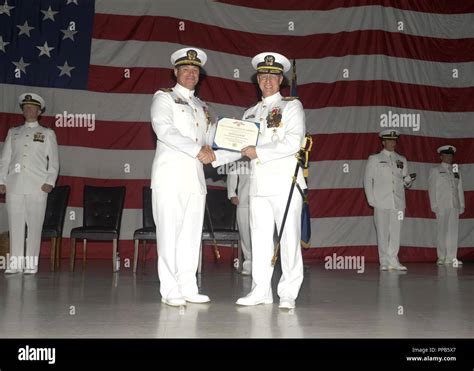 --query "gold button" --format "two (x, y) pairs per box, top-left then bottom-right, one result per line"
(194, 108), (197, 112)
(195, 138), (198, 142)
(182, 109), (184, 112)
(196, 123), (199, 127)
